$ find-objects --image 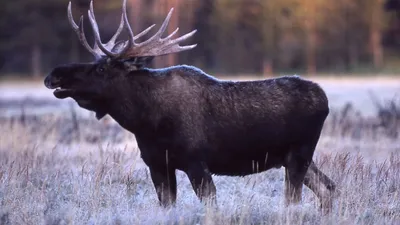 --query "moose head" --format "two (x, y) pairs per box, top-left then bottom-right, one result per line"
(44, 0), (196, 119)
